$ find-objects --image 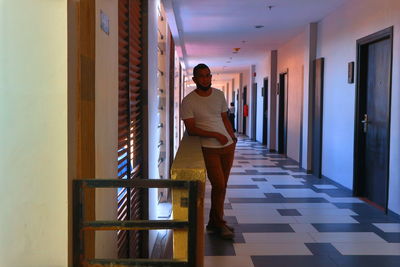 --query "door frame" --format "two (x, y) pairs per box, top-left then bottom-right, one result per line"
(311, 58), (324, 178)
(353, 26), (393, 212)
(262, 77), (269, 145)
